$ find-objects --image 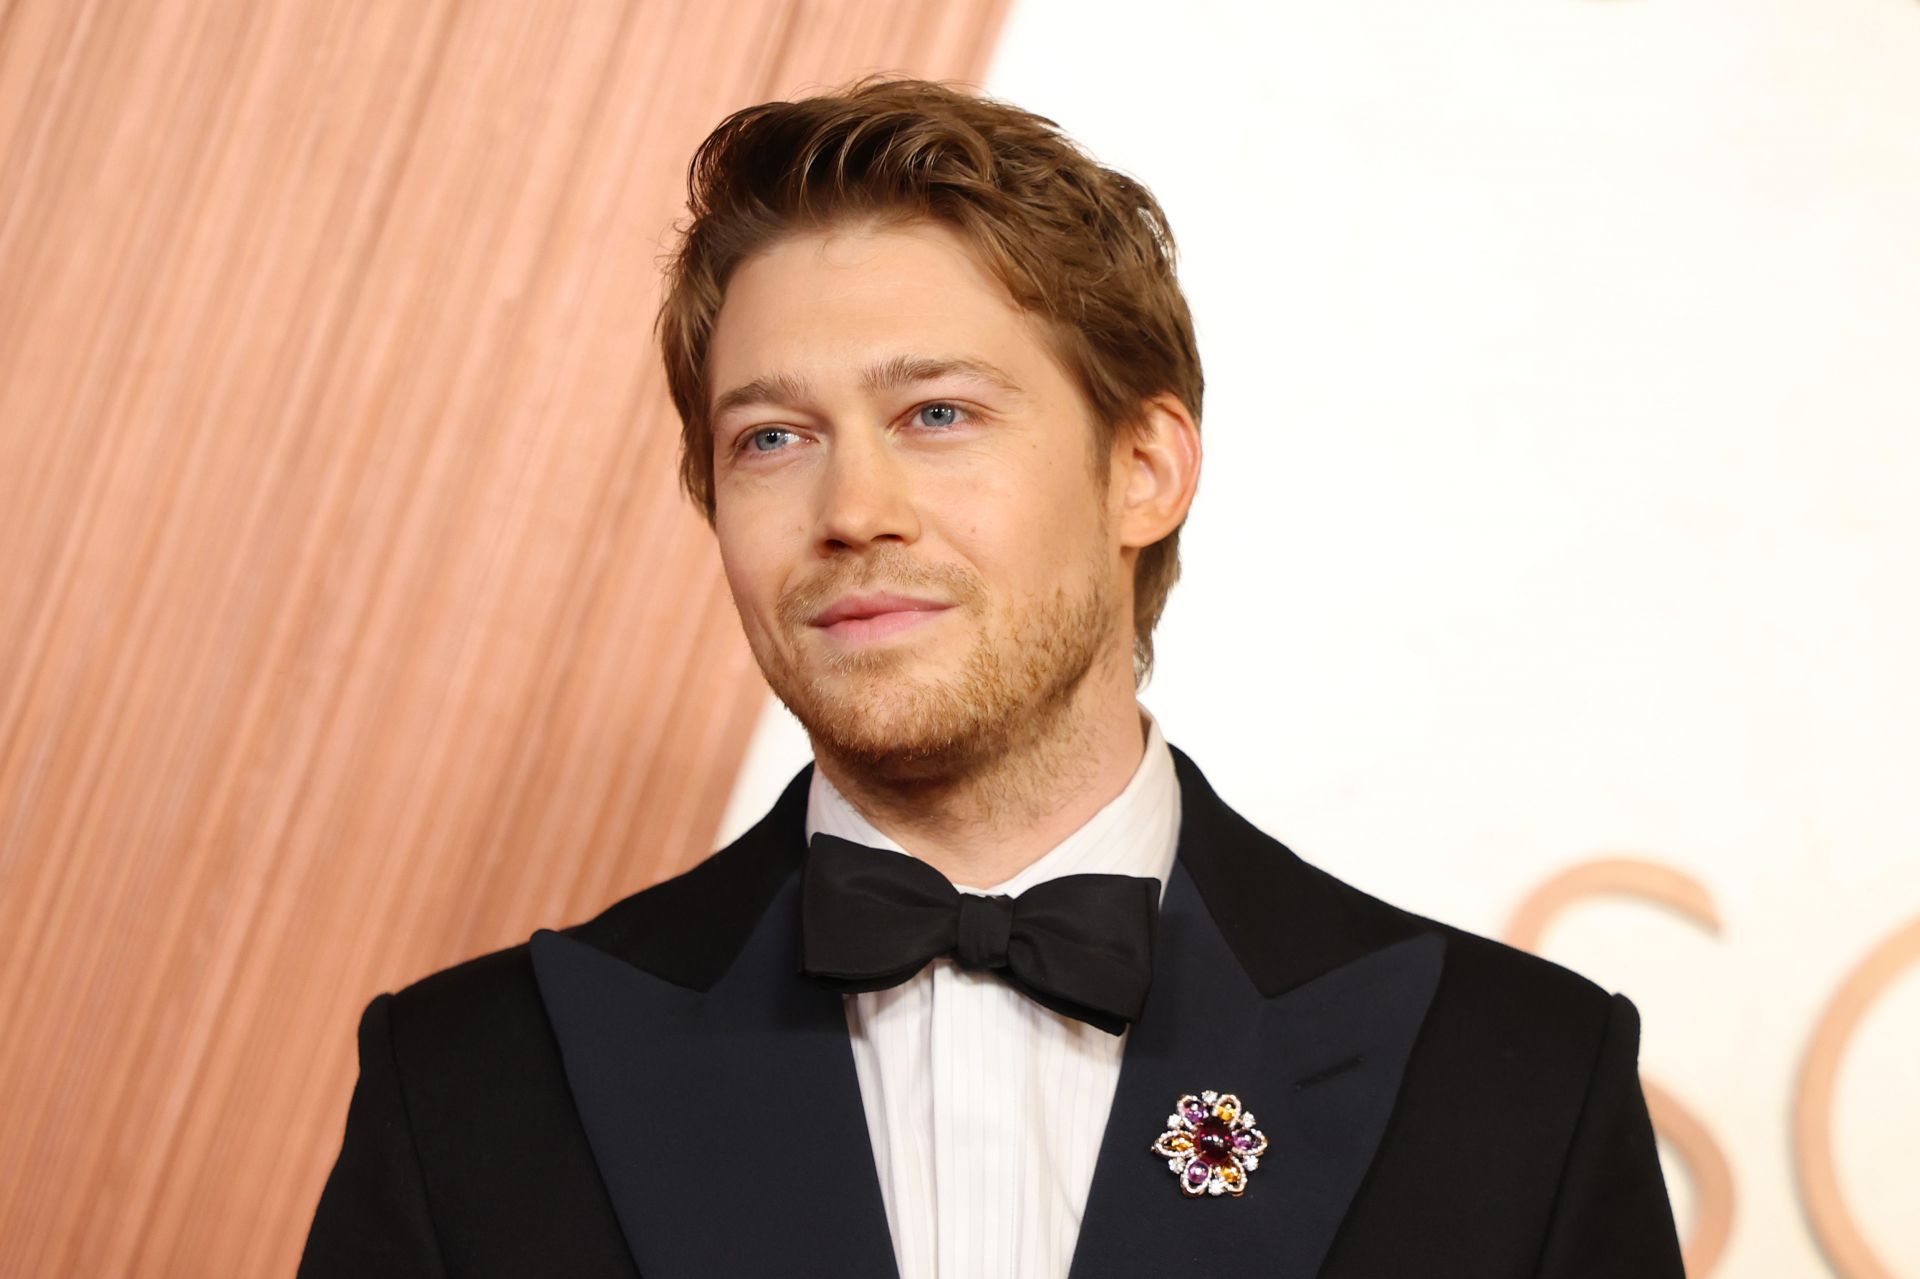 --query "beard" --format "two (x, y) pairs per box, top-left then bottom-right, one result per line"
(748, 535), (1120, 780)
